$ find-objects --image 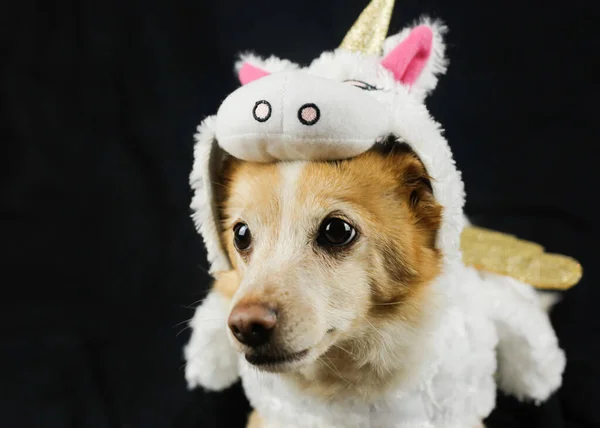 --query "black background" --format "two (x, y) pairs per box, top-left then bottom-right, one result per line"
(1, 1), (598, 427)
